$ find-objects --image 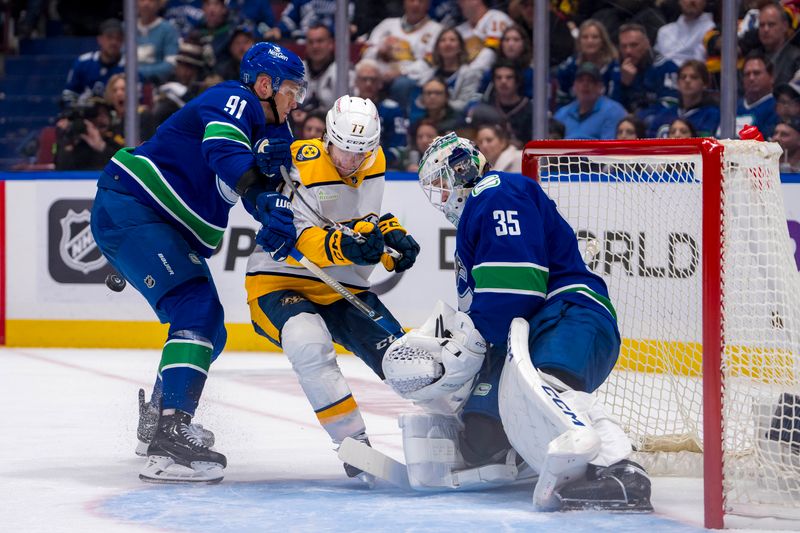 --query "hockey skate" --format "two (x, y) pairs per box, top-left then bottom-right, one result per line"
(553, 459), (653, 512)
(341, 433), (376, 488)
(135, 388), (215, 456)
(139, 410), (227, 484)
